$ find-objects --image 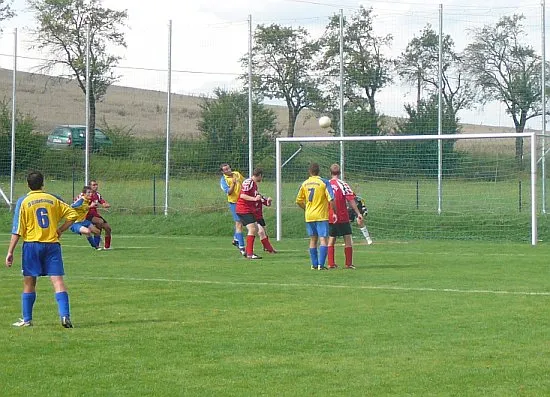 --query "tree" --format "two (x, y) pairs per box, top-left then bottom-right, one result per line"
(27, 0), (127, 150)
(198, 88), (279, 171)
(396, 24), (474, 124)
(0, 0), (15, 31)
(395, 96), (459, 175)
(243, 24), (322, 137)
(464, 14), (544, 164)
(319, 6), (393, 127)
